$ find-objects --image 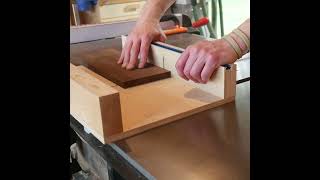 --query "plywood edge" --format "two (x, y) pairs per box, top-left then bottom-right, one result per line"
(70, 78), (106, 143)
(70, 62), (77, 69)
(70, 66), (123, 144)
(224, 64), (237, 99)
(105, 96), (235, 143)
(100, 93), (123, 139)
(73, 115), (106, 144)
(71, 65), (119, 96)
